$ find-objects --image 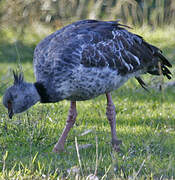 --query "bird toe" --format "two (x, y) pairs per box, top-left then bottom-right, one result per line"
(52, 144), (65, 153)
